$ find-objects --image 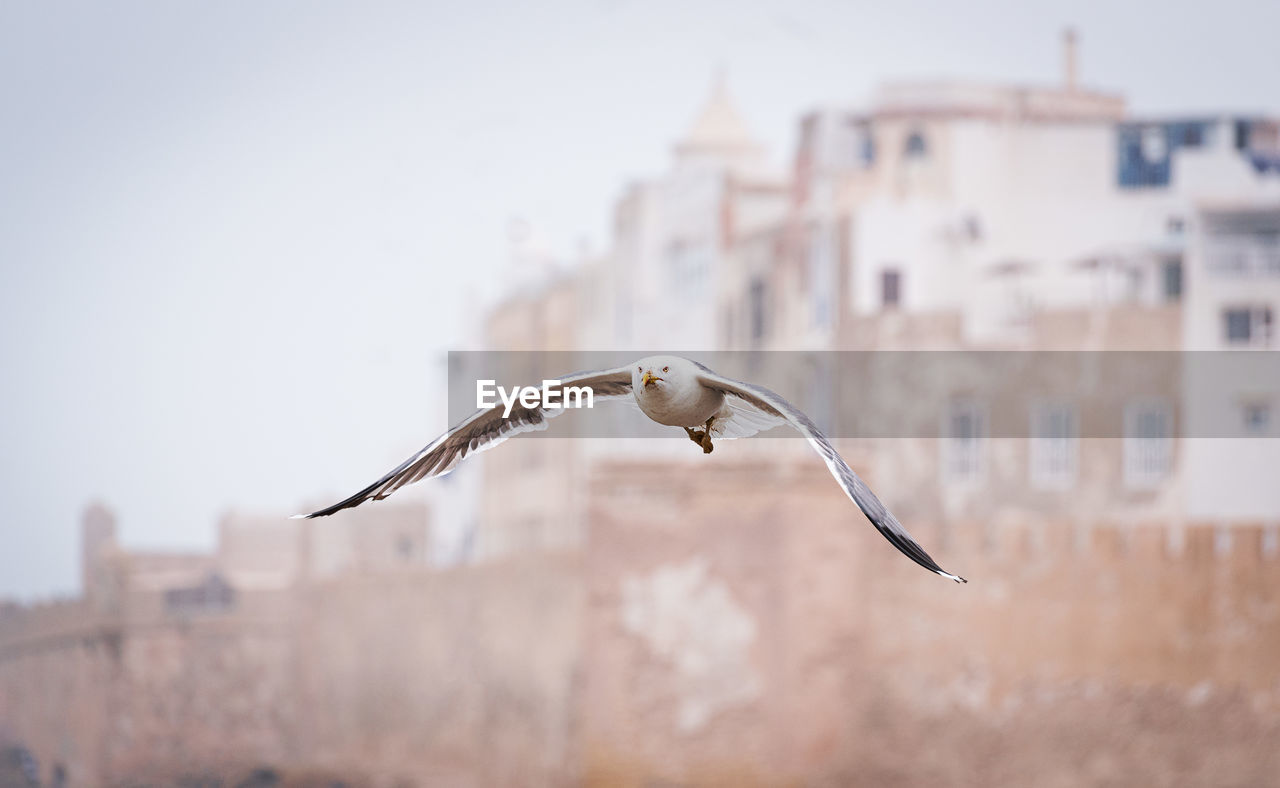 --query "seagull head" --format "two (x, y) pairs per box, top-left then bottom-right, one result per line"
(634, 355), (688, 392)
